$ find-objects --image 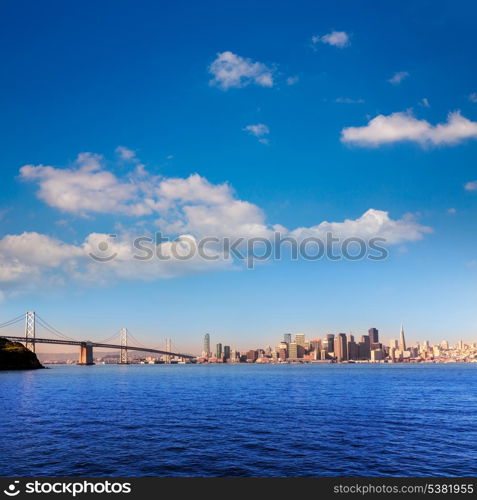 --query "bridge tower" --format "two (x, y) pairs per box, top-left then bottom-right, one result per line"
(165, 338), (172, 364)
(119, 328), (128, 364)
(25, 311), (36, 352)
